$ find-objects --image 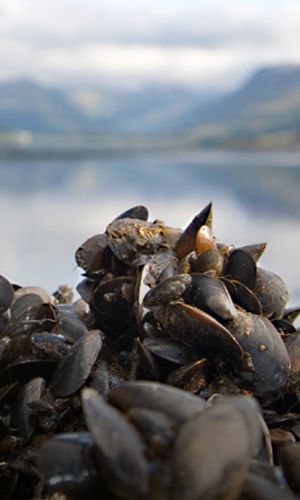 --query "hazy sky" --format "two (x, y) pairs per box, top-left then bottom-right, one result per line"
(0, 0), (300, 90)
